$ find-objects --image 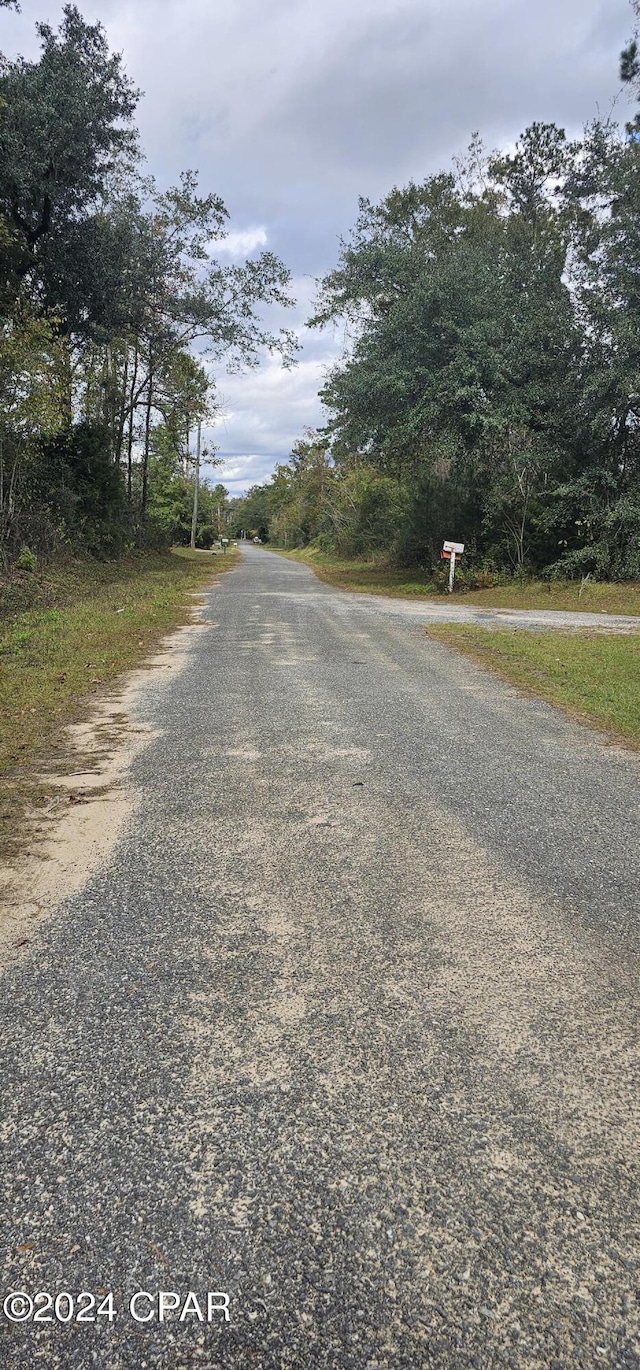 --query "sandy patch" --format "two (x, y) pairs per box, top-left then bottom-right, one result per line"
(0, 614), (212, 972)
